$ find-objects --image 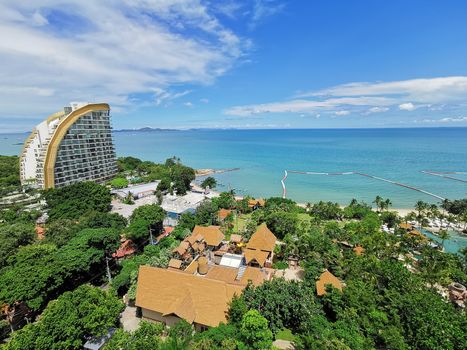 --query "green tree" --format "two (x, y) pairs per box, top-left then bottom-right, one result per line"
(201, 176), (217, 189)
(213, 192), (236, 209)
(3, 284), (123, 350)
(104, 320), (164, 350)
(414, 200), (429, 229)
(373, 195), (383, 212)
(239, 310), (273, 350)
(44, 182), (112, 221)
(0, 223), (35, 268)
